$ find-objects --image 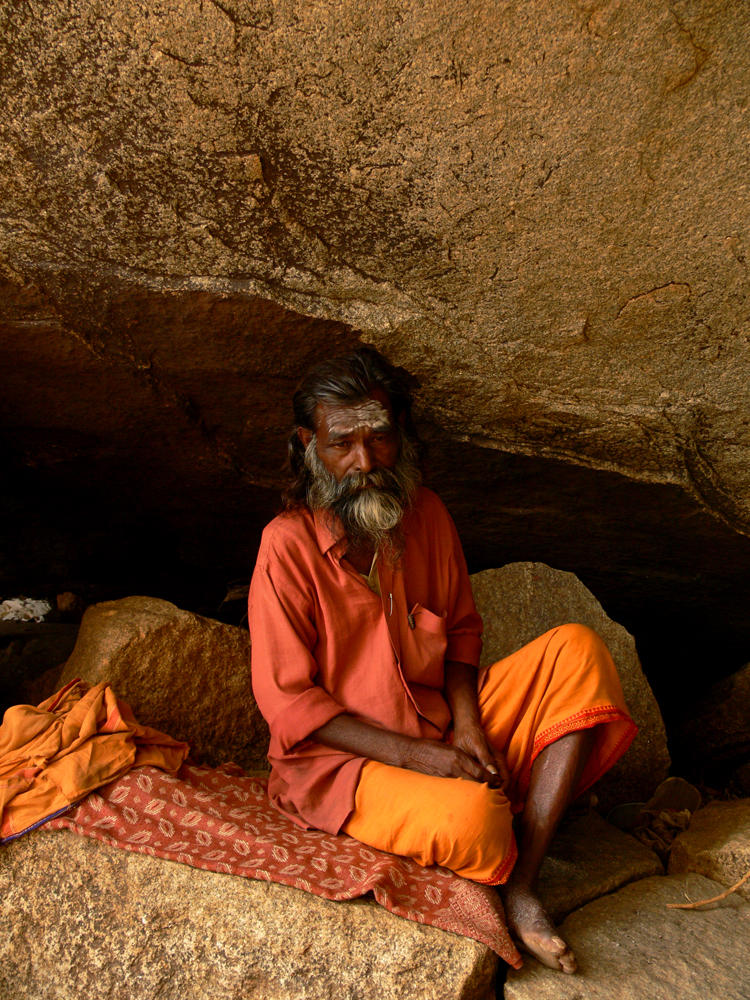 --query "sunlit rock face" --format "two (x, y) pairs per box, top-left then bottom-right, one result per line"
(1, 1), (749, 711)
